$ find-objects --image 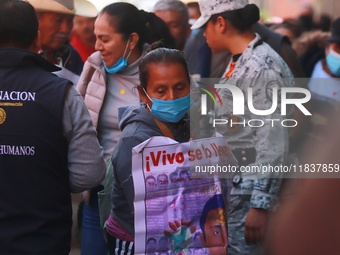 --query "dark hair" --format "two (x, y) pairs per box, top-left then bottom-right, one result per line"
(147, 237), (157, 244)
(101, 3), (175, 51)
(157, 173), (168, 180)
(210, 4), (260, 33)
(187, 2), (201, 16)
(271, 18), (303, 39)
(187, 2), (200, 10)
(169, 171), (178, 179)
(199, 194), (225, 241)
(0, 0), (38, 48)
(101, 3), (146, 51)
(139, 42), (190, 89)
(318, 14), (332, 32)
(179, 169), (189, 176)
(146, 175), (156, 181)
(298, 13), (315, 32)
(141, 10), (177, 49)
